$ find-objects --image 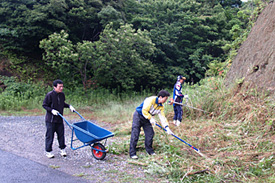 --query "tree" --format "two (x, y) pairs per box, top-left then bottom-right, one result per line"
(0, 0), (114, 55)
(0, 0), (68, 54)
(98, 5), (124, 29)
(64, 0), (104, 42)
(93, 23), (158, 91)
(122, 0), (244, 84)
(39, 30), (94, 89)
(40, 24), (158, 91)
